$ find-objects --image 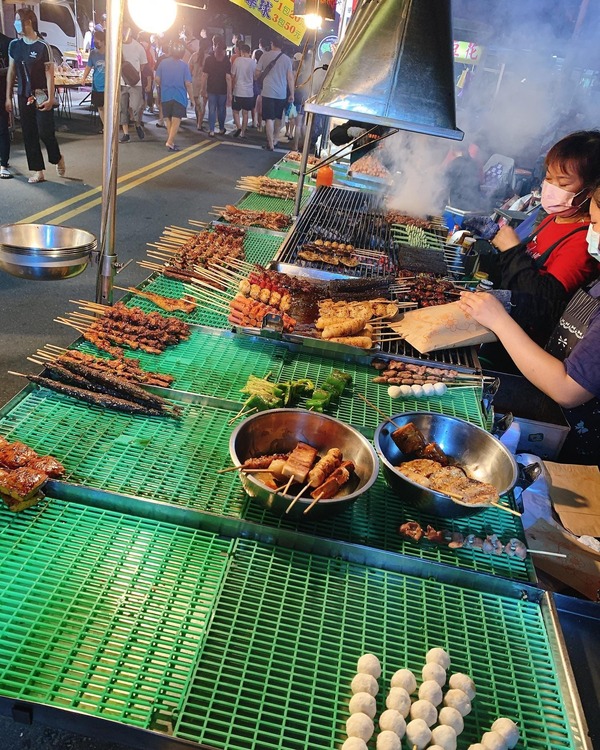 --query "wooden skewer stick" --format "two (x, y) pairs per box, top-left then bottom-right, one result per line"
(216, 464), (243, 474)
(35, 351), (56, 361)
(27, 357), (47, 366)
(303, 492), (324, 515)
(286, 482), (311, 514)
(7, 371), (28, 378)
(54, 318), (87, 334)
(529, 550), (567, 558)
(188, 219), (207, 227)
(147, 242), (179, 253)
(356, 393), (401, 428)
(70, 298), (105, 310)
(491, 501), (522, 517)
(280, 475), (295, 496)
(147, 251), (175, 262)
(168, 225), (197, 234)
(71, 312), (100, 321)
(227, 405), (257, 426)
(46, 344), (67, 352)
